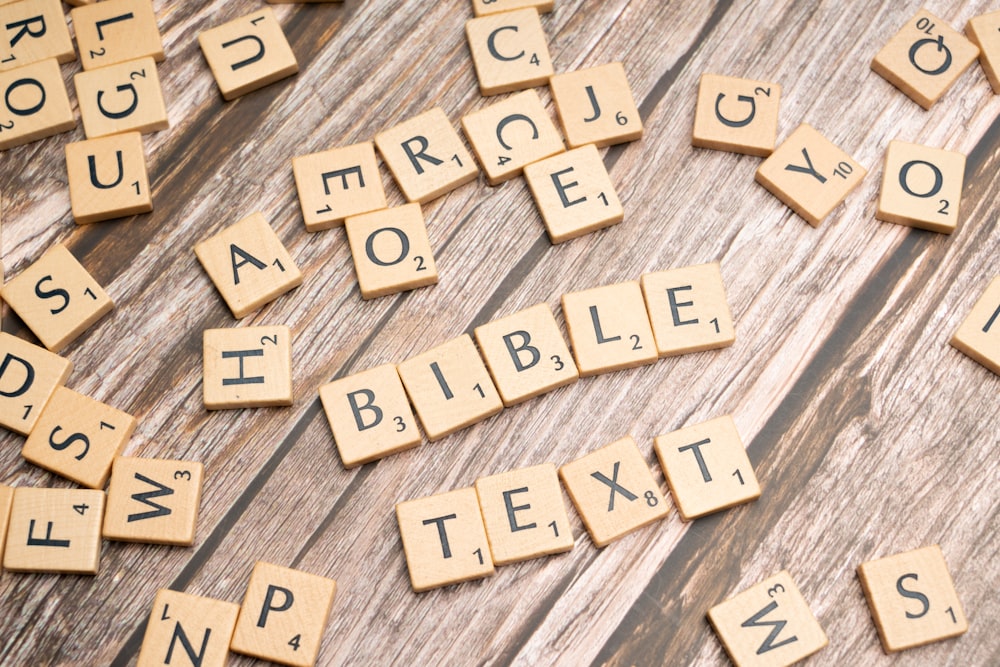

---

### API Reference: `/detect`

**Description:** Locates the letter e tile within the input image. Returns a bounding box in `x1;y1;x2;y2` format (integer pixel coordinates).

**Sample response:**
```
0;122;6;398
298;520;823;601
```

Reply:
292;142;387;231
640;262;735;357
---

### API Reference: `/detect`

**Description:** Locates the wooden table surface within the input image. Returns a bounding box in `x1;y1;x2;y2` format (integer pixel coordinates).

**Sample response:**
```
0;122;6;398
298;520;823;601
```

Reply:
1;0;998;665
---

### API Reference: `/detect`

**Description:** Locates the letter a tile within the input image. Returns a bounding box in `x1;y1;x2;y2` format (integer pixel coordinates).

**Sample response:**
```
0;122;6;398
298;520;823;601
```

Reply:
74;56;169;139
641;262;735;357
292;142;387;231
137;589;240;667
0;58;75;151
967;11;1000;93
71;0;164;71
65;132;153;224
876;140;965;233
103;457;204;545
950;275;1000;375
203;325;293;409
0;0;75;72
0;332;72;435
345;203;438;299
549;62;643;149
692;73;781;156
3;487;105;574
466;8;554;96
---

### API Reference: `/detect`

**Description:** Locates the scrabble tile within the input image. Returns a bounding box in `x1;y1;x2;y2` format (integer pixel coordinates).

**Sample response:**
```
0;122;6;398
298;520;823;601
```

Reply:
344;203;438;299
395;487;494;591
549;62;642;149
22;386;137;489
558;436;667;547
65;131;153;224
561;280;657;377
692;74;782;157
857;545;967;653
466;8;553;96
203;325;292;409
74;56;168;139
0;485;12;565
0;332;72;435
640;262;735;357
1;243;114;352
707;570;828;667
653;415;759;521
374;107;478;204
523;144;623;243
872;10;980;110
474;463;574;565
292;142;386;232
461;89;564;185
950;275;1000;375
755;123;866;227
319;363;422;468
396;334;503;441
473;302;578;405
0;58;74;151
102;457;203;545
193;212;303;318
0;0;75;72
876;140;965;234
71;0;164;71
230;561;337;667
471;0;553;17
267;0;344;3
2;487;105;574
198;7;298;101
137;589;240;667
967;11;1000;93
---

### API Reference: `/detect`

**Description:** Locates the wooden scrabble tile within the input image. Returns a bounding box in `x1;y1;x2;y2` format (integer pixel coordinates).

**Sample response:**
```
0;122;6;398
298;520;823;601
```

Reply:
755;123;866;227
653;415;759;521
558;436;667;547
22;386;137;489
2;487;104;574
872;10;980;110
396;334;503;441
707;570;828;667
857;545;967;653
0;0;75;72
876;140;965;234
466;8;553;96
692;73;781;156
374;107;478;204
71;0;164;71
1;243;114;352
395;487;494;591
640;262;735;357
319;363;422;468
267;0;344;3
344;203;438;299
474;463;574;565
0;58;74;151
137;589;240;667
523;144;623;243
561;280;657;377
471;0;553;17
102;457;203;545
230;561;337;667
198;7;298;101
549;62;642;149
967;11;1000;93
0;485;12;565
461;89;564;185
193;212;303;318
473;302;578;405
950;275;1000;375
65;131;153;224
74;56;169;138
292;142;386;232
203;325;292;409
0;332;72;435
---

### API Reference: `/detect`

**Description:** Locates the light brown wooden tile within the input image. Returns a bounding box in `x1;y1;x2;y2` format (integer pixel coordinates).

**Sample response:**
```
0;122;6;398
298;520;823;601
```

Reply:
292;142;386;231
102;457;204;546
471;0;553;17
692;73;781;156
707;570;828;667
230;561;337;667
345;203;438;299
473;302;578;405
461;89;564;185
203;325;292;409
466;8;553;96
0;484;12;566
641;262;735;358
561;280;657;377
137;589;240;667
755;123;866;227
1;243;114;353
319;363;422;468
2;486;105;574
71;0;163;71
193;212;302;319
475;462;574;565
74;56;168;138
967;11;1000;93
395;486;494;591
22;386;137;489
0;58;75;151
549;62;642;149
876;140;965;234
523;144;623;243
0;0;74;72
0;332;72;435
374;107;478;204
950;275;1000;375
267;0;344;3
65;131;152;224
871;9;980;110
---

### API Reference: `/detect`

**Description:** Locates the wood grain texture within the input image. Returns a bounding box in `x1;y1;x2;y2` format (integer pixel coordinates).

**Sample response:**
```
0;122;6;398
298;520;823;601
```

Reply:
0;0;998;665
